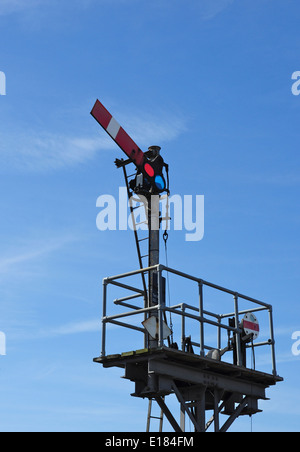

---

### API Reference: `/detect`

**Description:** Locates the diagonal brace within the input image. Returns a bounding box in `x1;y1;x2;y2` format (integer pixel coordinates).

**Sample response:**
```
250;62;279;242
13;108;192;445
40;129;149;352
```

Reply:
172;383;204;432
220;396;249;432
154;396;182;433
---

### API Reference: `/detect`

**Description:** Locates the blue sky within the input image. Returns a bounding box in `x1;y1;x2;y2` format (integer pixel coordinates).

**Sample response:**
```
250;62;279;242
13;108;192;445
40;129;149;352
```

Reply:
0;0;300;432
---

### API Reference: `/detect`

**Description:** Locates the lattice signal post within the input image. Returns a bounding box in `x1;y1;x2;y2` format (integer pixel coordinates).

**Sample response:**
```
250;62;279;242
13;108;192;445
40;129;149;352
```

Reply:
91;100;283;432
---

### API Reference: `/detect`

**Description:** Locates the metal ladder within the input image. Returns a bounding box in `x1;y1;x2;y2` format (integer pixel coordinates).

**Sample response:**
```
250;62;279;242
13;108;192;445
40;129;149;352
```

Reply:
117;162;150;318
146;398;164;432
122;164;149;272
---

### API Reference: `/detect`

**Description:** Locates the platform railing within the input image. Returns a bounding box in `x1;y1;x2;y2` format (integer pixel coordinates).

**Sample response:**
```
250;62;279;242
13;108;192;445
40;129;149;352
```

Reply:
100;264;278;376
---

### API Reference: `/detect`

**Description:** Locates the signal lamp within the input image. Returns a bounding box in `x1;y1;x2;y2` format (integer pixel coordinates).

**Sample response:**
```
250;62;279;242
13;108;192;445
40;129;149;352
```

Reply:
141;146;167;194
144;163;155;178
155;175;165;191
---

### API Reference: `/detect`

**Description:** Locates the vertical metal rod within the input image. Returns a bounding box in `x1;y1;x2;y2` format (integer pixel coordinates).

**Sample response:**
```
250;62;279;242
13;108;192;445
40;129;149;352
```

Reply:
101;280;107;357
158;266;164;347
217;317;222;351
146;399;152;432
159;401;164;433
196;390;206;432
148;194;160;272
268;307;277;376
213;389;220;432
234;294;242;366
198;281;205;357
148;193;160;349
180;404;185;432
181;304;186;351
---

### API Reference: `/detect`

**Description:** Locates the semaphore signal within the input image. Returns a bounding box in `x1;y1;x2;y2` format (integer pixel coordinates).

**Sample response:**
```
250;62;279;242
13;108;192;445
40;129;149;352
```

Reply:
91;99;283;433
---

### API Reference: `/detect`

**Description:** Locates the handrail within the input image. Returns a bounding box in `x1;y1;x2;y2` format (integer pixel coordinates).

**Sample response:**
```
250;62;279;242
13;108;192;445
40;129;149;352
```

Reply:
100;264;278;376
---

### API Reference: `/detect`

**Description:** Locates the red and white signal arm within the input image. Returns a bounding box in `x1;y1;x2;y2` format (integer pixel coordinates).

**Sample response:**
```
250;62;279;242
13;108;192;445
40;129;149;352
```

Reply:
242;312;260;340
91;99;167;194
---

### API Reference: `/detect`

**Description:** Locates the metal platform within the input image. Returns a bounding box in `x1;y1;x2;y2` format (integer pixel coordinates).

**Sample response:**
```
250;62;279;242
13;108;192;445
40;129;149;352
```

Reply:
94;264;283;432
94;346;282;432
95;346;282;389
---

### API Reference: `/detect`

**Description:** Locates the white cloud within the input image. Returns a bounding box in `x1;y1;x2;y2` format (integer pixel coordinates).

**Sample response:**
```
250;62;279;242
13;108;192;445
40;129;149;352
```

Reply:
0;129;113;172
33;313;145;339
45;319;100;336
0;111;186;173
0;235;77;278
120;111;187;146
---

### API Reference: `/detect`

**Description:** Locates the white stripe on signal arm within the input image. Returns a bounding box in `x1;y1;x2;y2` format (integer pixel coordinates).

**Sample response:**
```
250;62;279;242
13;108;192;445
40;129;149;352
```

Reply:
106;117;121;140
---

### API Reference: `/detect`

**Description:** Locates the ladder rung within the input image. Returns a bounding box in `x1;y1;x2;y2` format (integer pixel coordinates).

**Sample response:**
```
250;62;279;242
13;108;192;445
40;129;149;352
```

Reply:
135;220;148;226
147;398;164;433
138;237;149;242
141;254;149;259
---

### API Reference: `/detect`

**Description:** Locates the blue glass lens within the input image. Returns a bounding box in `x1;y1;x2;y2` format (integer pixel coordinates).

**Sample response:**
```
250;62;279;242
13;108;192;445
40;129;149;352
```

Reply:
155;175;165;190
